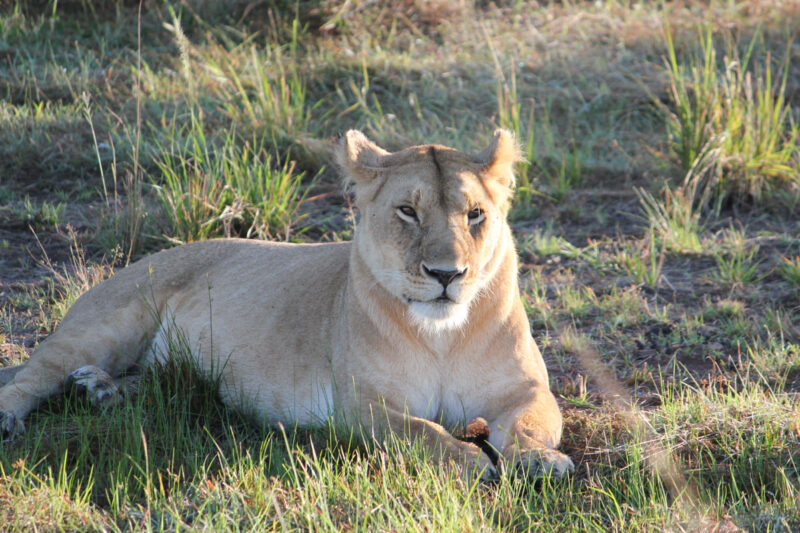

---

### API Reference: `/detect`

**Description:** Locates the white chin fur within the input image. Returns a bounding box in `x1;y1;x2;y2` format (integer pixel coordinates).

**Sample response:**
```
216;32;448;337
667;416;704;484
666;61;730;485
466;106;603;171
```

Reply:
408;301;470;333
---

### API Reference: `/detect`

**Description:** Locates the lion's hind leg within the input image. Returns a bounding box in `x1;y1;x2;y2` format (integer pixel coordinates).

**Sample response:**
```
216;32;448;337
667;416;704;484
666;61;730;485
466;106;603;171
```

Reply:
0;364;25;387
0;364;139;438
0;295;159;439
0;341;147;438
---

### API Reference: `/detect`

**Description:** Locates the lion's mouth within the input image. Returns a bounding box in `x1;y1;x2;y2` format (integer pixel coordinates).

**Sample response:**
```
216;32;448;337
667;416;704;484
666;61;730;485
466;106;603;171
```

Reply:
405;294;454;304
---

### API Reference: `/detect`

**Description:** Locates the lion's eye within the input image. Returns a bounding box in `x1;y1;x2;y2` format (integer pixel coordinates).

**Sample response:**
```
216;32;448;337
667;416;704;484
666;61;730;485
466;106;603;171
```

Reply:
467;206;485;225
397;205;419;222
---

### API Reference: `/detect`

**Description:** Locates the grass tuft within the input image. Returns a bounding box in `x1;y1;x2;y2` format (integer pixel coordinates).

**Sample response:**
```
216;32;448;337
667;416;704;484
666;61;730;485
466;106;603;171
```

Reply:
613;228;665;288
636;184;703;253
713;243;761;287
519;227;580;259
9;195;65;229
152;114;311;243
662;26;800;210
779;255;800;288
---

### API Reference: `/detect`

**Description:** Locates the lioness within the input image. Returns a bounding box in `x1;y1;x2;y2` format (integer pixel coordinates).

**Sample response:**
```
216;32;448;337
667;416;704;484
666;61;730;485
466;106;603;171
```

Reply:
0;130;573;480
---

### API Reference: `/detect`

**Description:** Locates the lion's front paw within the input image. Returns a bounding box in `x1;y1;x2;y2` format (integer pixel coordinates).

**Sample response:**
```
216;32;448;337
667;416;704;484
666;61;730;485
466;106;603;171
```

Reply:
66;366;121;406
478;454;502;482
469;452;501;483
453;450;500;483
0;410;24;439
513;447;574;480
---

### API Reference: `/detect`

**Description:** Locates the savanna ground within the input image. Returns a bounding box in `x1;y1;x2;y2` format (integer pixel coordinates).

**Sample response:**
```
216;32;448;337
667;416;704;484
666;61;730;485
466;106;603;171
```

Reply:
0;0;799;530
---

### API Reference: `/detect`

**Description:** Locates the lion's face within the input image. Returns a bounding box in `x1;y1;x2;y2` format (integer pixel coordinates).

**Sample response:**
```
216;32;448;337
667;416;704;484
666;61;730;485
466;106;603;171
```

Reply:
337;130;519;332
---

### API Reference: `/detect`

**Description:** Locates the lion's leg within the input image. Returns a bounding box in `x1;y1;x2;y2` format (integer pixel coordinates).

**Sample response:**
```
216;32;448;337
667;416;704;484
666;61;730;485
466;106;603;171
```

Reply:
0;289;158;437
489;387;574;480
363;402;499;482
0;364;25;387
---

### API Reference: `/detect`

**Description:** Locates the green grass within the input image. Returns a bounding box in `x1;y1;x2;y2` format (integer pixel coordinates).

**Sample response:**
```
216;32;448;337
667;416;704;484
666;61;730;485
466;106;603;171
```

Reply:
496;69;589;214
612;229;665;288
152;113;311;243
1;1;800;531
661;25;800;211
636;184;703;253
2;354;797;531
714;246;762;287
1;195;66;229
519;228;581;259
779;255;800;288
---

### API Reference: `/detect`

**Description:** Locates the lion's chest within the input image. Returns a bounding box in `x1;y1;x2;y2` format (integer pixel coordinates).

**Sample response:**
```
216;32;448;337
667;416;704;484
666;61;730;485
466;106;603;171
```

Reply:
389;345;484;426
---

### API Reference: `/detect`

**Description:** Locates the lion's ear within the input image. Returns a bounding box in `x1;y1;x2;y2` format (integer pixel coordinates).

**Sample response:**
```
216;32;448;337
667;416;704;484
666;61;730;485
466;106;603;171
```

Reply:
336;130;390;186
476;129;521;189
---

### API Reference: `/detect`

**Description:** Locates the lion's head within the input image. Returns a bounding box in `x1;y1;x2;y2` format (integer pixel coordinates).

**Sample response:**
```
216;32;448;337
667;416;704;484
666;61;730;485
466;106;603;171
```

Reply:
337;130;520;333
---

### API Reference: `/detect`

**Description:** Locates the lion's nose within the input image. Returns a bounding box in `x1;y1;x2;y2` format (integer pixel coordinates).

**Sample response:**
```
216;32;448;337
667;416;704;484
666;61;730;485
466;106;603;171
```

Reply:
422;264;468;288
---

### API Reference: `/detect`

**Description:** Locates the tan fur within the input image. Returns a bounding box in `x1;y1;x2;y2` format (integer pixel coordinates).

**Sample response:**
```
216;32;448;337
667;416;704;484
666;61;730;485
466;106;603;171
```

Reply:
0;130;573;480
